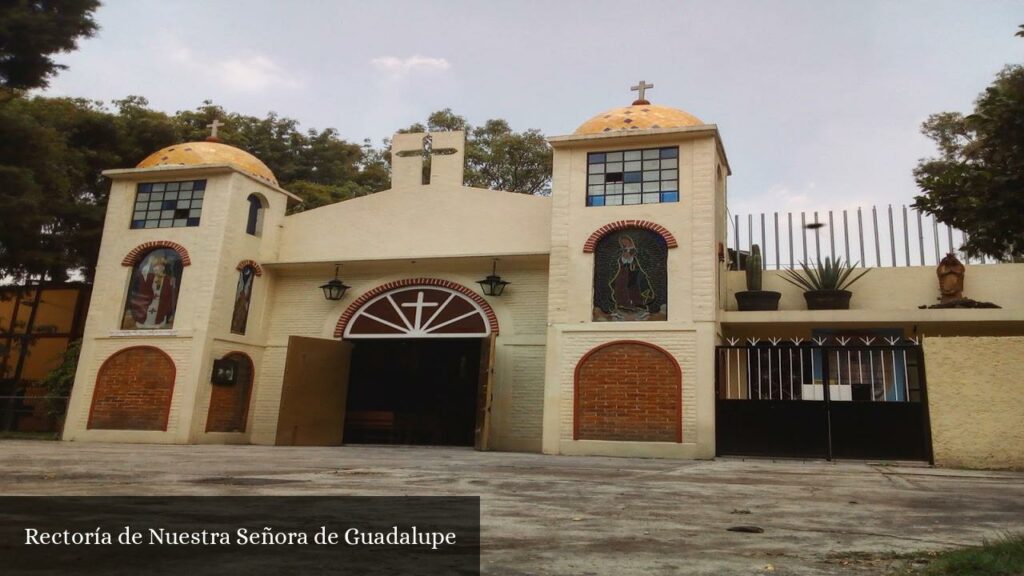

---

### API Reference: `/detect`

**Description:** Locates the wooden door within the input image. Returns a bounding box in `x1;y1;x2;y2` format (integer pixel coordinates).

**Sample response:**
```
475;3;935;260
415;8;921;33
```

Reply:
275;336;353;446
474;334;496;451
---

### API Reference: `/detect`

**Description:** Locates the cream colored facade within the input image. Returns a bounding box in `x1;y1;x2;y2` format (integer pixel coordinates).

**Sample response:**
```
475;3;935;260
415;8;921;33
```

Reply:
63;96;1024;469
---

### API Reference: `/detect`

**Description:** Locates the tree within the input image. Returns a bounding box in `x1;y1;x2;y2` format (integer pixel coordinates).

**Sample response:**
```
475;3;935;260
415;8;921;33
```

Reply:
912;62;1024;261
0;0;100;90
397;108;552;195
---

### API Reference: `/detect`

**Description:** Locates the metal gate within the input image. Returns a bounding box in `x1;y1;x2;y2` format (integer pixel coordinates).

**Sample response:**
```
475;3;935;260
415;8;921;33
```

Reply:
715;337;933;462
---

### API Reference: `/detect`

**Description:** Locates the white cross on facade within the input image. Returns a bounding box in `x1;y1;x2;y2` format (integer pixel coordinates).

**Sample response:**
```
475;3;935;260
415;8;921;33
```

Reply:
401;291;438;330
631;80;654;102
206;119;224;139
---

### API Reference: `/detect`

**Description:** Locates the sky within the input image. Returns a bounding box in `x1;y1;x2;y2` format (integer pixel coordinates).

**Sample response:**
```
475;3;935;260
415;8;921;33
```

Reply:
42;0;1023;216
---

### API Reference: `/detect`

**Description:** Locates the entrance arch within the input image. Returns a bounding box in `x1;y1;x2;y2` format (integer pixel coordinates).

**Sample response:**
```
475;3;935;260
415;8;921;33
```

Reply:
335;278;499;339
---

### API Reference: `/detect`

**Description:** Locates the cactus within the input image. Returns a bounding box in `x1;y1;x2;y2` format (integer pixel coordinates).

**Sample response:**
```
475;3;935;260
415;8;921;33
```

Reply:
746;245;762;291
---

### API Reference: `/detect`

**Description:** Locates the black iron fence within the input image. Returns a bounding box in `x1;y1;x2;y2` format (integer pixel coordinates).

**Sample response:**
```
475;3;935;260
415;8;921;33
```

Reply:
715;337;932;461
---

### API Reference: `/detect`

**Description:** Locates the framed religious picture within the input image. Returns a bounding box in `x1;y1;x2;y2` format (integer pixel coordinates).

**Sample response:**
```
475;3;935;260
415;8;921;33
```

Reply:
121;248;184;330
211;357;239;386
592;228;669;321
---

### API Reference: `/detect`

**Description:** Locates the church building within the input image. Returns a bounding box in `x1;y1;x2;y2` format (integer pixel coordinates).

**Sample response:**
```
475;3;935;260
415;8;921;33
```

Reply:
61;84;1024;468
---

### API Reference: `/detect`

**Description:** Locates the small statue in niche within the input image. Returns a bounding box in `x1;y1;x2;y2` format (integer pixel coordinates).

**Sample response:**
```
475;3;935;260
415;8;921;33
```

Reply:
936;253;965;304
919;252;1000;309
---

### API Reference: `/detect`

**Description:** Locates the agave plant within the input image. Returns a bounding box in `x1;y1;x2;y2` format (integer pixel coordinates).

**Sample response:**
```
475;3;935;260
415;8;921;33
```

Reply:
780;257;870;292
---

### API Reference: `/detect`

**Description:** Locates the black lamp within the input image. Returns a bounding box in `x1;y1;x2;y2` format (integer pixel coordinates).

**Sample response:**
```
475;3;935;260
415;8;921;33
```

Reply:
477;259;510;296
320;264;350;301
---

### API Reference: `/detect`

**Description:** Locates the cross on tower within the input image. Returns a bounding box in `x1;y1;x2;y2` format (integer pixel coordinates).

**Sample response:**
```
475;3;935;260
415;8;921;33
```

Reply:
401;291;438;330
206;119;224;141
394;134;459;185
631;80;654;104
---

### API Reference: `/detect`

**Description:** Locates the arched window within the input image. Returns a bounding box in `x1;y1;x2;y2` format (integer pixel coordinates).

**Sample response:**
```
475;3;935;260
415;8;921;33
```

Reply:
592;228;668;321
245;194;266;236
122;248;184;330
231;266;256;335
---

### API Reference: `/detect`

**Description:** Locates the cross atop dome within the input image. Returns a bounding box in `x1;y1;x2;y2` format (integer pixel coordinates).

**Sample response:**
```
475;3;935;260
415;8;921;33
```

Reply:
206;119;224;142
631;80;654;105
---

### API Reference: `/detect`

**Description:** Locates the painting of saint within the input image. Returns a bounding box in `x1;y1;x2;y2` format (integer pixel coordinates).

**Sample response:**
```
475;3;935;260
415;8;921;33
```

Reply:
122;249;183;330
231;267;255;335
593;229;668;321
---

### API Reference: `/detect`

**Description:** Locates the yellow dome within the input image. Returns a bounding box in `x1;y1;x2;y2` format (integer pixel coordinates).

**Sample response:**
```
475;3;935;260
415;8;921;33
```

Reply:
136;141;278;186
575;103;704;135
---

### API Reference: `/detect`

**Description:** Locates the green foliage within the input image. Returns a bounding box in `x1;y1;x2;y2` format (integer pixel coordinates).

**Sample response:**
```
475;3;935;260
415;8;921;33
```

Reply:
0;0;99;90
39;339;81;419
913;61;1024;261
398;108;552;195
912;533;1024;576
745;245;762;290
780;258;869;292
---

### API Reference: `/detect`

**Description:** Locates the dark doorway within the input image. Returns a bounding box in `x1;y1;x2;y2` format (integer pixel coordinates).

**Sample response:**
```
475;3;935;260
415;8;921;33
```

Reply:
344;338;481;446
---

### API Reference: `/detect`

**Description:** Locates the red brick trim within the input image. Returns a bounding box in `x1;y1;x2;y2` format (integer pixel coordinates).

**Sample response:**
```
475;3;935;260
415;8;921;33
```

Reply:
582;220;679;253
235;260;264;276
87;345;176;431
573;340;682;443
334;278;499;338
121;241;192;267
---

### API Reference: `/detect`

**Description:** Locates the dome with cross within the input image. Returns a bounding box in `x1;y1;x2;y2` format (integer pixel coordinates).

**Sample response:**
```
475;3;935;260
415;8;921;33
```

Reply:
137;141;278;186
575;80;704;135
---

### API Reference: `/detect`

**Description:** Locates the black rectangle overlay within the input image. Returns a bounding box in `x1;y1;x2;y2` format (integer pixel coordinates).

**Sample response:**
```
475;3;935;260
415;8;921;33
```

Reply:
0;496;479;575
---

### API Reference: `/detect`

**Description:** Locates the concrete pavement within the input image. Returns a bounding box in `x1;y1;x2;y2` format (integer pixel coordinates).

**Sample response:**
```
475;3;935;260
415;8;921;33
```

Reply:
2;441;1022;575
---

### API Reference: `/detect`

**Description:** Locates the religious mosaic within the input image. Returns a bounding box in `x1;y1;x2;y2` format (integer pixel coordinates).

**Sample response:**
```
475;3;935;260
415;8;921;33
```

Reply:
586;147;679;206
231;266;256;335
592;229;668;321
122;248;184;330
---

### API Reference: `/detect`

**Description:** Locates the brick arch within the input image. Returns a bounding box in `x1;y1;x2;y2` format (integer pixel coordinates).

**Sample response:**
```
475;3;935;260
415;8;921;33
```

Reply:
583;220;678;253
88;346;176;431
573;340;682;442
121;241;191;267
235;260;264;276
334;278;499;338
206;352;254;433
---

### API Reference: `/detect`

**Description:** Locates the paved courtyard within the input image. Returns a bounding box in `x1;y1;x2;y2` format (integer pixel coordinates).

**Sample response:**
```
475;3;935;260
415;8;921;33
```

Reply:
2;441;1023;575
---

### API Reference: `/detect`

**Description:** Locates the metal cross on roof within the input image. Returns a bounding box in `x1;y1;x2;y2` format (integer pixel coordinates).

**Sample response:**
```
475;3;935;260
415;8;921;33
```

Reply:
206;119;224;140
631;80;654;104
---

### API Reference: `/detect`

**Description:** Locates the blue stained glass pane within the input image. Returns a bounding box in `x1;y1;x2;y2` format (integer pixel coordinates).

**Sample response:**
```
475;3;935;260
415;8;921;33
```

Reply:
660;147;678;159
131;220;145;229
187;217;201;226
660;191;679;202
588;153;606;164
138;183;153;193
587;196;605;207
623;171;642;183
162;200;177;209
193;180;207;191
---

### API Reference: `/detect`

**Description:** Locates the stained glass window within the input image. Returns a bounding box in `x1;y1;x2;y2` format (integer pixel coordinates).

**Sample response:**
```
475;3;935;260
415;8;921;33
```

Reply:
130;180;206;229
592;229;668;321
586;147;678;207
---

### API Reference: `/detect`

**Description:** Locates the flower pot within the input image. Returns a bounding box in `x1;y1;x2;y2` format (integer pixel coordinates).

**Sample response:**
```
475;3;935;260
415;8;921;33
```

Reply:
803;290;852;310
735;291;781;311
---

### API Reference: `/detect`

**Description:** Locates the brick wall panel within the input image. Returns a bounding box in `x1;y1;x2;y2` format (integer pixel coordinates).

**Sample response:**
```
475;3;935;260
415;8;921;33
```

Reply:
574;341;681;442
88;347;175;430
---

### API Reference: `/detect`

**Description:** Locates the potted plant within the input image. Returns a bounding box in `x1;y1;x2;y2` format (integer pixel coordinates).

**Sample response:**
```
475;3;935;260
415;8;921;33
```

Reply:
735;245;781;311
780;257;870;310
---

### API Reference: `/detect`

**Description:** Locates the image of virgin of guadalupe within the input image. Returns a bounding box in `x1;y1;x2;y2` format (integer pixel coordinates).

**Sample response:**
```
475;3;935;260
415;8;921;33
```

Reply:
592;230;667;322
608;235;656;319
231;267;255;334
124;252;180;329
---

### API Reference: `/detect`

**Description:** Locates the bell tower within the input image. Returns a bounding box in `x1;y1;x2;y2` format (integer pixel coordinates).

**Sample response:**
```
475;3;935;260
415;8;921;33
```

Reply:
541;83;731;459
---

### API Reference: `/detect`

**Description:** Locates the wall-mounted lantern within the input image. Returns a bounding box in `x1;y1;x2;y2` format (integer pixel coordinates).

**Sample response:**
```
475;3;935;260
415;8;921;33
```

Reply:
320;264;350;301
477;259;510;297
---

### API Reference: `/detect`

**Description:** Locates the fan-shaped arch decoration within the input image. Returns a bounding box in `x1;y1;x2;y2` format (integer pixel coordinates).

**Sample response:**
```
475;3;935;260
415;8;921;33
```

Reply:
340;282;497;339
